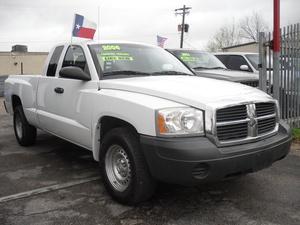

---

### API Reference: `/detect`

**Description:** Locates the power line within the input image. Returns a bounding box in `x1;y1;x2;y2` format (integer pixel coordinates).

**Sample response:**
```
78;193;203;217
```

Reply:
175;5;191;48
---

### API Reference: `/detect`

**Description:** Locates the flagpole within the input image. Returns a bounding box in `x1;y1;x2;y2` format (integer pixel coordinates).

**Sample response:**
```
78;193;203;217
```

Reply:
71;13;76;46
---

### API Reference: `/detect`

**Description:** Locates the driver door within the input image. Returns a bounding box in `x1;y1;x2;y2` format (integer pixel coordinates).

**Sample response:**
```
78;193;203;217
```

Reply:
39;45;97;149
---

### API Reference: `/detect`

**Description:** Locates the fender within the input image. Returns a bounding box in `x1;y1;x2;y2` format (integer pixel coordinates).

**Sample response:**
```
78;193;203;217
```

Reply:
5;76;40;127
90;88;185;161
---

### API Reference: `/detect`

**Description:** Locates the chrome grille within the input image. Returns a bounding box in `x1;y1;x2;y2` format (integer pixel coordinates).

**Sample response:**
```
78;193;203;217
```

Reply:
258;117;276;135
217;123;248;141
215;102;277;144
256;102;276;117
216;105;247;122
241;80;259;87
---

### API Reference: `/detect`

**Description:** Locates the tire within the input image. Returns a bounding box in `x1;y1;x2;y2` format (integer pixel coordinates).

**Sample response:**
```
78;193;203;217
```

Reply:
100;127;156;205
13;105;37;146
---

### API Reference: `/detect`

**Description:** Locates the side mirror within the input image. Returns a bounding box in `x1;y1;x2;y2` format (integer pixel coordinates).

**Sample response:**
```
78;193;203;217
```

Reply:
59;66;91;81
240;65;250;71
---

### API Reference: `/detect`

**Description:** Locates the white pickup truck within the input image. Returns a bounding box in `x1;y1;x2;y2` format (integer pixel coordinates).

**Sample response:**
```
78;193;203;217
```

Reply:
4;41;292;205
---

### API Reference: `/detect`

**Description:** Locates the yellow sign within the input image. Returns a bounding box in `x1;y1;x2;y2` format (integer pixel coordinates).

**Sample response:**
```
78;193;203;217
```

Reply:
102;45;121;51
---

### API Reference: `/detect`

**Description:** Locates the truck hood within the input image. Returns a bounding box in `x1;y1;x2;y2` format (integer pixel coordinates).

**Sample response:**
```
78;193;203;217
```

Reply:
195;69;258;82
99;76;273;110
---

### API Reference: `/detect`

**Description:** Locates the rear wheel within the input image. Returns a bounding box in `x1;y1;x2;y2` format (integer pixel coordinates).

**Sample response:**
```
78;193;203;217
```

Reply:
13;106;37;146
100;127;156;205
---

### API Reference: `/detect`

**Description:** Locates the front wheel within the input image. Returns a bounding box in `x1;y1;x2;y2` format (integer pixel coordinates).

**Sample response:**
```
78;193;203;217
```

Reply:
100;127;156;205
13;106;37;146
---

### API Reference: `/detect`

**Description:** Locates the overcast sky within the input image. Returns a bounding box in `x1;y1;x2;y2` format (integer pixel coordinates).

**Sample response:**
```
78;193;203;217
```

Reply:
0;0;299;52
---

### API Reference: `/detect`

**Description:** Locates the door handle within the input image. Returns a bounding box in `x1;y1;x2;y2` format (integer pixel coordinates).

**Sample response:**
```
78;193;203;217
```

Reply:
54;87;64;94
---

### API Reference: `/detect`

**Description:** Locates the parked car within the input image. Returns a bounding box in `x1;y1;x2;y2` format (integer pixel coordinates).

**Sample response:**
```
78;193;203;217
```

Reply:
4;41;292;205
214;52;259;74
215;52;276;93
167;49;259;87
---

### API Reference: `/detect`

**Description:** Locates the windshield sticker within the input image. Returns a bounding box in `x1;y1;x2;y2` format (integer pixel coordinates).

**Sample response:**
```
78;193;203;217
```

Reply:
180;56;198;62
180;52;198;62
102;56;134;61
102;45;121;51
181;53;191;57
99;52;134;61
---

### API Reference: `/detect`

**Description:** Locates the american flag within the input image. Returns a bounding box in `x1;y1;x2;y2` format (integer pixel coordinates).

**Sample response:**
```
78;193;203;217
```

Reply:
157;35;168;48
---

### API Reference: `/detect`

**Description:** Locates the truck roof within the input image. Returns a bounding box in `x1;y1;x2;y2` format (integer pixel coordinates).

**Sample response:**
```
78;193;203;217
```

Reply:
167;48;207;53
55;40;160;49
214;52;258;55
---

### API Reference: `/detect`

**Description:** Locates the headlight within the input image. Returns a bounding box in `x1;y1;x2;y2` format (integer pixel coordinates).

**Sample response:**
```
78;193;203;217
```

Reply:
156;107;204;136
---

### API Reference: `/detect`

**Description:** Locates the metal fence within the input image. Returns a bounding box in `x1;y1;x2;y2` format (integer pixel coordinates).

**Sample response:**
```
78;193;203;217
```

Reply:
0;76;8;97
259;23;300;128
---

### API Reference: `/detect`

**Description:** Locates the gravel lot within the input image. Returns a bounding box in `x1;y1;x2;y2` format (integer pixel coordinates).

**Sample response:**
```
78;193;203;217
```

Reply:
0;97;299;225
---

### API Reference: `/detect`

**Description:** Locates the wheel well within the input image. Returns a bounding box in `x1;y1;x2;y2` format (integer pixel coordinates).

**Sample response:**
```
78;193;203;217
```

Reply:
12;95;22;111
100;116;138;140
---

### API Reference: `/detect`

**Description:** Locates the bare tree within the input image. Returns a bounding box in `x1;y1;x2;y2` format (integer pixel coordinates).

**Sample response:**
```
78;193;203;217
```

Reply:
206;21;241;52
206;12;269;52
239;12;269;41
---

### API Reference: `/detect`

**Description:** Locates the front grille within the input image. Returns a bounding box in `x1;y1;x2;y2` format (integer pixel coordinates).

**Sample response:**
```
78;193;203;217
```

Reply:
215;102;277;144
241;80;259;87
217;123;248;141
258;117;276;135
216;105;247;122
256;102;276;117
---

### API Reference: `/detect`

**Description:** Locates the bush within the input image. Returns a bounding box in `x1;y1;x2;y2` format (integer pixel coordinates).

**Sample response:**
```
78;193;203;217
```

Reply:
292;128;300;142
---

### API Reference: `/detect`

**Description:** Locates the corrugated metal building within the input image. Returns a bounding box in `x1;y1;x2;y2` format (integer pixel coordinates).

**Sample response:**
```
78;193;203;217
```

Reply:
222;42;258;53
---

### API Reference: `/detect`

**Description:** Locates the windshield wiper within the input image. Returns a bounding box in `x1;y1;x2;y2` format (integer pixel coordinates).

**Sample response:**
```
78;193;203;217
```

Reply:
151;70;193;76
103;70;151;76
210;66;227;70
192;66;209;70
193;66;226;70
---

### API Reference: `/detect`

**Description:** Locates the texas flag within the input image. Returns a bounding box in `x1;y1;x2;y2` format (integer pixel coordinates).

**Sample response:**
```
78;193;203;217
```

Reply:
72;14;97;39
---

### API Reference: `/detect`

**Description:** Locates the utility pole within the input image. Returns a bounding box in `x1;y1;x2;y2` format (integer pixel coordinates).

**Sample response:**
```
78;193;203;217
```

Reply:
175;5;191;48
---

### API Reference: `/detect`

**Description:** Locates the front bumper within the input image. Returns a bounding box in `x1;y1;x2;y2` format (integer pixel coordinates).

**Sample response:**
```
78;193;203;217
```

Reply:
140;121;292;185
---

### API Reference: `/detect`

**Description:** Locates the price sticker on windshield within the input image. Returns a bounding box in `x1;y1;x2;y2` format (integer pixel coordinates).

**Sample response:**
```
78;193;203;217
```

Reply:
99;51;134;61
102;45;121;51
101;56;134;61
180;53;198;62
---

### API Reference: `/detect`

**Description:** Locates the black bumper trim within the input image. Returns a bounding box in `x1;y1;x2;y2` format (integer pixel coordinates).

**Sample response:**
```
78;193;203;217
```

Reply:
140;121;292;185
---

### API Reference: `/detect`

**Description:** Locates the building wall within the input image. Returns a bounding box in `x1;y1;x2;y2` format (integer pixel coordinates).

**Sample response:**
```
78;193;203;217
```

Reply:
222;43;258;53
0;52;48;76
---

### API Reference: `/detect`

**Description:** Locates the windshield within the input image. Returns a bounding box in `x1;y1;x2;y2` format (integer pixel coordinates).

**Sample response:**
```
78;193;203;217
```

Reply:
245;54;259;70
89;44;193;78
171;50;226;70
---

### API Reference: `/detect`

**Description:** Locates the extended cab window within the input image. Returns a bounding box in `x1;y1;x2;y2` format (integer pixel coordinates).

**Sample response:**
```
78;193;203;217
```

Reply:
46;46;64;77
62;45;89;74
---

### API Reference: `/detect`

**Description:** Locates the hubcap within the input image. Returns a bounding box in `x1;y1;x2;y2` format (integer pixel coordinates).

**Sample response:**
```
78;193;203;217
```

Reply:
15;114;23;139
105;145;131;192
